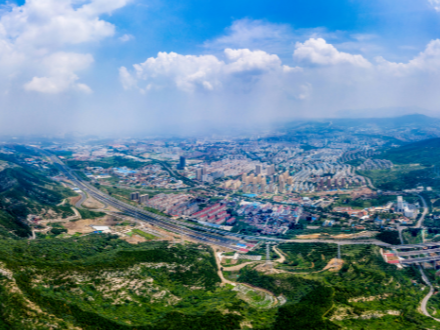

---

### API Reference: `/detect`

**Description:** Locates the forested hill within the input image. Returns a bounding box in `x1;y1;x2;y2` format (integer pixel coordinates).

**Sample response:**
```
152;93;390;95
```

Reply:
379;138;440;166
0;159;74;238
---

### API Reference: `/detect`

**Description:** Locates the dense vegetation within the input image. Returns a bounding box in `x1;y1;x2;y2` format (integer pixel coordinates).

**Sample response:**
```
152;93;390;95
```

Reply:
0;235;275;329
359;166;440;191
77;208;106;219
234;243;440;329
379;138;440;166
361;138;440;190
333;194;399;209
376;230;401;245
0;160;75;237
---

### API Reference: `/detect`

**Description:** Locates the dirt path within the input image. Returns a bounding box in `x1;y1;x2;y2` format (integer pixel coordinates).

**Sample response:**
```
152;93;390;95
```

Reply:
214;251;235;285
273;246;286;263
213;251;281;307
419;266;440;322
222;261;263;271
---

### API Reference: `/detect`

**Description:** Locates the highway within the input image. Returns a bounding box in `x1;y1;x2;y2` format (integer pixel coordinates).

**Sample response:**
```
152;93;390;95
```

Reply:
396;247;440;257
51;158;247;251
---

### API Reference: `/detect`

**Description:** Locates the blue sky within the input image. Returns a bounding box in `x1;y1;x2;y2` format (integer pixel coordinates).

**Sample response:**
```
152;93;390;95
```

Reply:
100;0;440;61
1;0;440;135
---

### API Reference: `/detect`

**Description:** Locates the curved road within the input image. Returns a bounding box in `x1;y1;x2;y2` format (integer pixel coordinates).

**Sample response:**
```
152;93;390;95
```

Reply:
416;194;429;228
418;265;440;322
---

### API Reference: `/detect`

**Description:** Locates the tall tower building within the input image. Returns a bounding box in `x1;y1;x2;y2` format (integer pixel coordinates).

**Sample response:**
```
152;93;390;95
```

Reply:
278;177;285;193
178;156;186;170
256;164;262;175
397;196;404;212
196;168;203;180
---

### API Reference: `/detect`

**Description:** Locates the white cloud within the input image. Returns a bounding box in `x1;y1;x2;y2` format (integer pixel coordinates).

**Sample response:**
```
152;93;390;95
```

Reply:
297;83;312;100
24;52;94;93
376;39;440;75
0;0;128;93
429;0;440;12
119;34;134;42
293;38;372;67
224;48;283;73
121;48;301;93
204;19;292;52
118;35;440;127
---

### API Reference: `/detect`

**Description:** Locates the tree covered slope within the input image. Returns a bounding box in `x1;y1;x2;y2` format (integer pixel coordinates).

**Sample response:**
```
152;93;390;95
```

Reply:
0;159;74;238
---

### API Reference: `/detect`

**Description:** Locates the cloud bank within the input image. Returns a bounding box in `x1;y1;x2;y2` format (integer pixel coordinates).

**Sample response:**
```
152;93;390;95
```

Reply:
0;0;128;94
119;20;440;130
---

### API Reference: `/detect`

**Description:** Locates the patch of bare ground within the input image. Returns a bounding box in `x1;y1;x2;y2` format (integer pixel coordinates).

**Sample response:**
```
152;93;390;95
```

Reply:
296;234;321;239
330;305;400;321
322;258;344;272
69;196;81;205
254;263;286;275
348;293;391;303
64;216;118;235
82;197;104;209
121;233;147;244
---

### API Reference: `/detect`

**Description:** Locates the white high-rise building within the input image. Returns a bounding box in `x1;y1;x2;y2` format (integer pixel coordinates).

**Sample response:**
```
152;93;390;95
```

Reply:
397;196;404;212
267;164;275;176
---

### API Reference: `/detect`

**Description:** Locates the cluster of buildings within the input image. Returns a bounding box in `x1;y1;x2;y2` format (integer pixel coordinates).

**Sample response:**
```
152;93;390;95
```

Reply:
129;192;149;204
395;196;419;218
21;156;50;171
188;159;264;183
237;202;302;235
358;159;393;171
87;164;188;189
144;193;199;216
330;195;419;229
221;161;367;195
191;203;235;226
340;149;379;162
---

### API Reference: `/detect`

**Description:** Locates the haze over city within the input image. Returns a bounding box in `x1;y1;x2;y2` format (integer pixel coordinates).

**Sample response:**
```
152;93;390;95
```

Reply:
1;0;440;136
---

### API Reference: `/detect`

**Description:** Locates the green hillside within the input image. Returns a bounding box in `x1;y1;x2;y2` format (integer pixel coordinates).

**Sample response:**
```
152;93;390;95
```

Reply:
0;160;75;238
379;138;440;165
0;235;275;329
357;138;440;191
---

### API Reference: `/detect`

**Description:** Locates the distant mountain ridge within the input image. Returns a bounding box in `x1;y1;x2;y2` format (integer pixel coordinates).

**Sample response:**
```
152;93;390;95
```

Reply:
329;114;440;128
